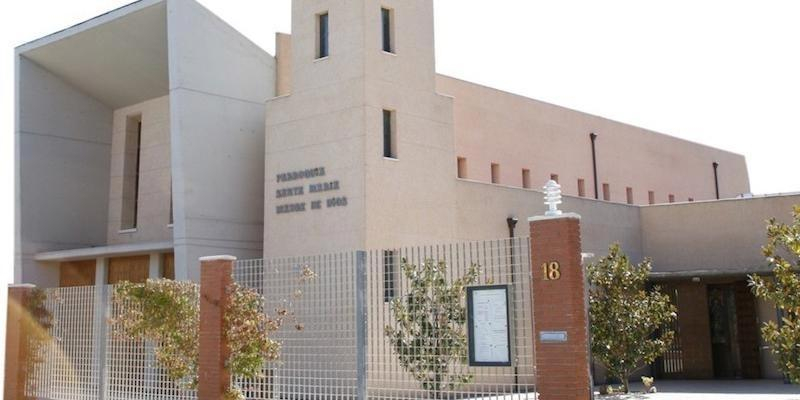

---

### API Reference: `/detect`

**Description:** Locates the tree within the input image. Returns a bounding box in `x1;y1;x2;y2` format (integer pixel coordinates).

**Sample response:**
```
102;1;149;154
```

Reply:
588;244;676;393
385;259;480;398
749;205;800;384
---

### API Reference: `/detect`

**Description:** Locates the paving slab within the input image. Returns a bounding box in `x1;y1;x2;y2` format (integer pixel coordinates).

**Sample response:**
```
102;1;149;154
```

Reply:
594;380;800;400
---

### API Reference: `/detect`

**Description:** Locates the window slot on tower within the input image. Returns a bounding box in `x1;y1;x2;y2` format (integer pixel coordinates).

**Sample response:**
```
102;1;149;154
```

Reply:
316;12;329;59
626;187;634;205
383;109;397;159
491;163;500;184
457;157;467;179
550;174;559;183
522;169;531;189
578;179;586;197
602;183;611;201
648;191;655;205
381;7;394;53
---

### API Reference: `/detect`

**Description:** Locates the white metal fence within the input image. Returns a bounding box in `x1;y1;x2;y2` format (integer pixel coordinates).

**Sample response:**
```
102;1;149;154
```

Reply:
26;285;197;400
25;237;535;400
233;237;536;400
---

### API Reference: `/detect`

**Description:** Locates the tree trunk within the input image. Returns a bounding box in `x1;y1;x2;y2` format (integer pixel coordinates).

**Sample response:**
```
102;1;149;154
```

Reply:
621;375;630;394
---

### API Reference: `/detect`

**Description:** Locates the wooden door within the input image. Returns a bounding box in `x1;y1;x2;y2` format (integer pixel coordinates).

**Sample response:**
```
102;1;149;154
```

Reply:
60;260;96;287
162;253;175;279
107;256;149;284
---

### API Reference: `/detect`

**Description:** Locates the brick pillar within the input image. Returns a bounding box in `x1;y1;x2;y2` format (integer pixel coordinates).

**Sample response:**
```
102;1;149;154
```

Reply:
529;214;592;400
5;284;36;400
198;256;236;400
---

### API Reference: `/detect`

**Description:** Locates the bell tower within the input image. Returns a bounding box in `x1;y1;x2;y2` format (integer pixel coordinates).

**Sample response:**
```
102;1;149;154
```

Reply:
265;0;456;257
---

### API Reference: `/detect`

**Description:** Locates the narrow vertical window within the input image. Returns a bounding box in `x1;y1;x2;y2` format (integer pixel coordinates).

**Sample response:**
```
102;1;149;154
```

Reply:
383;250;396;302
169;181;174;226
602;183;611;201
491;163;500;184
550;174;559;183
577;179;586;197
383;109;397;158
317;12;329;59
121;115;142;230
522;169;531;189
457;157;467;179
648;191;655;205
626;187;634;205
669;194;675;203
381;7;394;53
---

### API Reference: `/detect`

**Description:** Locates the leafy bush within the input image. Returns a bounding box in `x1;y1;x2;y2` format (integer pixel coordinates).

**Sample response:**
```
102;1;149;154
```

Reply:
111;266;317;398
588;244;676;393
749;205;800;384
385;259;480;398
23;288;54;382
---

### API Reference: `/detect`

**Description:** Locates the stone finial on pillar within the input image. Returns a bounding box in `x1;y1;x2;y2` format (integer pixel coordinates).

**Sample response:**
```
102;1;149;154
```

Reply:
543;179;563;217
197;255;236;400
529;203;592;399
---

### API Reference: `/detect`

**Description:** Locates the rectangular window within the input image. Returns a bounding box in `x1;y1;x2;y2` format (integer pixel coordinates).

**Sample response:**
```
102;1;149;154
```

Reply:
383;250;396;302
602;183;611;201
457;157;467;179
317;12;329;59
648;191;655;205
577;179;586;197
626;187;634;205
550;174;559;183
169;180;174;225
669;194;675;203
381;7;394;53
383;109;397;158
491;163;500;184
121;115;142;230
522;169;531;189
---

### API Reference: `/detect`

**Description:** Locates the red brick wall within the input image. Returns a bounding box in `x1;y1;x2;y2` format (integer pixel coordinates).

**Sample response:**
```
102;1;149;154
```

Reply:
530;215;591;400
198;256;235;400
5;285;34;400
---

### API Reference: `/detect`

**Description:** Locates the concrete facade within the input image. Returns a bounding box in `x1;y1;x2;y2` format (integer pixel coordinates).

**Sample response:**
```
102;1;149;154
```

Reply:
12;0;800;384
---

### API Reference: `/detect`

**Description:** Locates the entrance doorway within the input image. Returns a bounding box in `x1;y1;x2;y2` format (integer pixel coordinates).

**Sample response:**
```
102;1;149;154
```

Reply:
708;282;761;379
708;285;741;378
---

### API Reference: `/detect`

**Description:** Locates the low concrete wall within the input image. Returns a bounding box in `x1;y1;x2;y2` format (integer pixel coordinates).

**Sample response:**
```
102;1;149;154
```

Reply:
641;194;800;274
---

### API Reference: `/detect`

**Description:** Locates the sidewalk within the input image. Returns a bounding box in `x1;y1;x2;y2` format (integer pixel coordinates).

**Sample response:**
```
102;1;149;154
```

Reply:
595;380;800;400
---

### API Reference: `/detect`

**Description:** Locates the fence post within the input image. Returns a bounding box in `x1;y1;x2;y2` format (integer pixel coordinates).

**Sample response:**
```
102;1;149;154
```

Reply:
529;213;593;400
94;257;109;400
4;284;36;400
355;251;368;400
198;255;236;400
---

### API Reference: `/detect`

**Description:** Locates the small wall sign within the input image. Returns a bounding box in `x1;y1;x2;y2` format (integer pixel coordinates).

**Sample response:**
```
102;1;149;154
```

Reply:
539;331;568;343
467;285;512;367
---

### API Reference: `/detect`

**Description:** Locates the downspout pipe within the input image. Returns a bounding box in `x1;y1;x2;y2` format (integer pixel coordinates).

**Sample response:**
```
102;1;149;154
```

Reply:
506;216;519;388
590;133;599;199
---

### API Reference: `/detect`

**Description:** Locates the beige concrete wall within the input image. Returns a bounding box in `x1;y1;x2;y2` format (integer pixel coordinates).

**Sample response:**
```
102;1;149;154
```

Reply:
275;32;292;97
641;194;800;273
264;0;368;258
107;95;172;245
265;0;456;257
437;75;751;205
454;180;644;262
